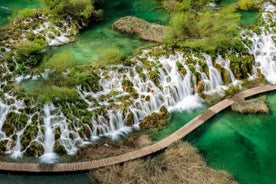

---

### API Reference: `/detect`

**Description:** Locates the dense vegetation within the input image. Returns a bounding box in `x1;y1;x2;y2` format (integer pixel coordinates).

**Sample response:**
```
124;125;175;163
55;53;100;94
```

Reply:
162;0;264;51
164;0;241;51
41;0;94;19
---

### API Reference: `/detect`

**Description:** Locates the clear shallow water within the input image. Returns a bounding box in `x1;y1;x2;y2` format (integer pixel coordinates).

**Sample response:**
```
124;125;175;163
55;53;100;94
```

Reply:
220;0;258;26
53;0;169;64
152;106;208;141
0;0;40;26
0;0;168;183
186;92;276;184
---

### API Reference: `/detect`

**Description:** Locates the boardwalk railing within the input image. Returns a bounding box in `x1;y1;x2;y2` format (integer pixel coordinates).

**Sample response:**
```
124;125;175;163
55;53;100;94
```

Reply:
1;85;276;172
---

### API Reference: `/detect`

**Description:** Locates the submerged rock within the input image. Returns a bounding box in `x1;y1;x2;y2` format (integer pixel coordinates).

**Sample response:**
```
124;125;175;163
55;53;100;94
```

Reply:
231;98;269;114
112;16;166;43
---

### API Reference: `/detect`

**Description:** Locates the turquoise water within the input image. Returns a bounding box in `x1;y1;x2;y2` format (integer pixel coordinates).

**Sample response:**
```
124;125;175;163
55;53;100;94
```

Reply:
153;106;207;141
0;0;40;26
0;0;168;183
220;0;258;26
53;0;169;64
186;92;276;184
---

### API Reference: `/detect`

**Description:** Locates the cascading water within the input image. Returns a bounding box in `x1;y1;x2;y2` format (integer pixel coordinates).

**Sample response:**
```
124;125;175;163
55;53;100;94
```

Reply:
39;104;58;163
242;2;276;84
203;53;224;90
0;1;276;163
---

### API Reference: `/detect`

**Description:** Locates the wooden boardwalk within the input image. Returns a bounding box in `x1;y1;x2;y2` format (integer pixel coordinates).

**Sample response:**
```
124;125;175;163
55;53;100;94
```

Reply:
1;85;276;172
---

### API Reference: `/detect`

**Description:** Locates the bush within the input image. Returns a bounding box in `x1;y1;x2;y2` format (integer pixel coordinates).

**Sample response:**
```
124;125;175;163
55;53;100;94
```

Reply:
96;47;124;66
34;86;79;103
16;39;46;56
165;4;241;51
16;8;37;21
41;51;76;72
41;0;94;19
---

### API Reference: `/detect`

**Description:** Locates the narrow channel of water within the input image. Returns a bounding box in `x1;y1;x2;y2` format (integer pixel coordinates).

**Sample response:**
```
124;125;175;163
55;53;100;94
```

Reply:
186;92;276;184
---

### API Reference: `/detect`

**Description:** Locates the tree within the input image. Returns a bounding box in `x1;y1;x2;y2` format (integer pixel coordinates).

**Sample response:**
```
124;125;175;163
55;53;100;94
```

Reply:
41;0;94;19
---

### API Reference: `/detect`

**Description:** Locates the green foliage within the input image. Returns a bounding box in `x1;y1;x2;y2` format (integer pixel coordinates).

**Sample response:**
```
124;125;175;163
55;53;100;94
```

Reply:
163;0;211;12
16;39;46;56
34;86;79;103
96;47;124;66
41;51;76;72
237;0;262;10
41;0;94;19
165;5;241;51
66;68;102;92
16;8;36;21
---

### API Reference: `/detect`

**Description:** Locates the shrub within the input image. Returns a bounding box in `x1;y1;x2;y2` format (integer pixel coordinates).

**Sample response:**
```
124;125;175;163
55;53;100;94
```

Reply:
17;8;36;21
96;47;124;66
34;86;79;103
41;0;94;19
41;51;76;72
165;5;241;51
16;39;46;56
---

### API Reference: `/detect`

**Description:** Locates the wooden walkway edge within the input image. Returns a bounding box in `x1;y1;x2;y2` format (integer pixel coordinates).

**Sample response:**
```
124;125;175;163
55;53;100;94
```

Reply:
1;84;276;172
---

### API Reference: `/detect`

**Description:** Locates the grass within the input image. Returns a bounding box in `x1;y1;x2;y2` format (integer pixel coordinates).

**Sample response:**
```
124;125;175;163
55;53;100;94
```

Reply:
90;141;237;184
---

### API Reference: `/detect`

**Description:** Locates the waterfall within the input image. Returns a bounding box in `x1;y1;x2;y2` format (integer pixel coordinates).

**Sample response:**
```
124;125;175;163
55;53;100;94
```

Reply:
203;54;224;90
242;2;276;84
39;104;58;163
216;55;236;84
10;131;23;159
1;2;276;163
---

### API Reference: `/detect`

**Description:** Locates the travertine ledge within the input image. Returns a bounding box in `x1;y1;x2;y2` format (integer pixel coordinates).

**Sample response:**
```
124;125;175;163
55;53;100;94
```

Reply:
112;16;166;43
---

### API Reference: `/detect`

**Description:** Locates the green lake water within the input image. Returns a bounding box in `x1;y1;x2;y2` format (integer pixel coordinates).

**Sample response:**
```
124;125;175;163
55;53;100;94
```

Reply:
220;0;258;26
0;0;168;183
0;0;271;183
53;0;169;64
152;106;208;141
0;0;41;26
186;92;276;184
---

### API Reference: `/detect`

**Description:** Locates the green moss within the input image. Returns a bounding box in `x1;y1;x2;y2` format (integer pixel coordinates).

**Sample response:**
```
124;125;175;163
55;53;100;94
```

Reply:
149;70;159;84
95;46;125;66
16;38;46;56
41;51;76;72
32;86;79;104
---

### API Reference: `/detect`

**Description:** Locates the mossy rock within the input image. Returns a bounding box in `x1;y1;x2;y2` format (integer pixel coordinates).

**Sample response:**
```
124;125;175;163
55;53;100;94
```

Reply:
83;124;92;138
197;80;205;93
25;141;44;156
122;78;134;93
125;112;134;126
140;106;169;130
221;68;232;85
23;124;38;141
54;127;61;140
54;140;67;154
0;140;8;155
